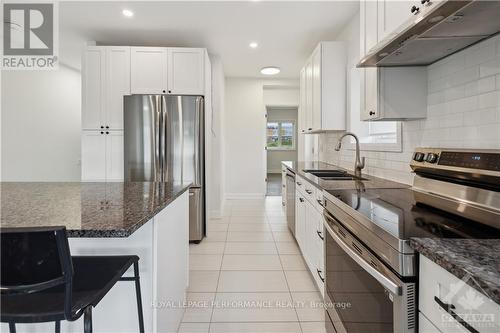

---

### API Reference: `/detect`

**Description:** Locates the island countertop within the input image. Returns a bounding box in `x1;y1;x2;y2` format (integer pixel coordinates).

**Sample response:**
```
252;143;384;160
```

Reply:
0;181;191;237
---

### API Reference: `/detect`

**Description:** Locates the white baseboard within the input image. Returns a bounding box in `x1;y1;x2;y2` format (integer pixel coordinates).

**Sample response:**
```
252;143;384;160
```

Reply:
224;193;266;200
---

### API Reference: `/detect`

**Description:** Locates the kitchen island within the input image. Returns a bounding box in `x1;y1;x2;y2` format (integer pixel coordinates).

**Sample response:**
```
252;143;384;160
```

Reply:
1;181;191;333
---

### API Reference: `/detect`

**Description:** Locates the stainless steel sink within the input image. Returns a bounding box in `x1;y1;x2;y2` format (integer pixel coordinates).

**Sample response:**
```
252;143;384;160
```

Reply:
304;170;368;181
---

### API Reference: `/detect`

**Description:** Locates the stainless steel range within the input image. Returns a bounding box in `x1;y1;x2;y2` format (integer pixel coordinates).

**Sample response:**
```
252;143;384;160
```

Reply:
322;148;500;333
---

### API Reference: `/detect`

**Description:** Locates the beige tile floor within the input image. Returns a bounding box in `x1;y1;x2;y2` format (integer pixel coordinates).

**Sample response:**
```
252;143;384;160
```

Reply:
179;197;326;333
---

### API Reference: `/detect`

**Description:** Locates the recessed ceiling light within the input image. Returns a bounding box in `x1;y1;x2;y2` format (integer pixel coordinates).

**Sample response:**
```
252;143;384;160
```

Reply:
260;66;280;75
122;9;134;17
249;42;258;49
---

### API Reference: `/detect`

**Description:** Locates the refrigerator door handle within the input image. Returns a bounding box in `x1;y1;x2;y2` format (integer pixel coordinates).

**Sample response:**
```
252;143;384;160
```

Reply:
195;96;204;186
160;95;167;182
152;96;161;182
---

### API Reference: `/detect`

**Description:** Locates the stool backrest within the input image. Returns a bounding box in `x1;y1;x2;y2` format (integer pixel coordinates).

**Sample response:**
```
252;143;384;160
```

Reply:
1;227;74;318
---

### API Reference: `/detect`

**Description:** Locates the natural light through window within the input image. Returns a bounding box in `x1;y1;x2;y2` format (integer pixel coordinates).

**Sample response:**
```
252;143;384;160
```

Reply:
266;121;296;150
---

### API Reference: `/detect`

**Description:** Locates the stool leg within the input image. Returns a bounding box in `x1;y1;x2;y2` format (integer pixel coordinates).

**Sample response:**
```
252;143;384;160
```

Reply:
8;323;16;333
55;321;61;333
133;261;145;333
83;306;93;333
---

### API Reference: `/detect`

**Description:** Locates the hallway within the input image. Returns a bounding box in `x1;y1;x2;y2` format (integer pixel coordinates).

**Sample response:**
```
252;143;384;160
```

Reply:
266;173;282;196
182;197;325;333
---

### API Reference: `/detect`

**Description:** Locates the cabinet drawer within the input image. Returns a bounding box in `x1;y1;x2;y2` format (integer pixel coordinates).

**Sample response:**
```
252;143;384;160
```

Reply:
303;182;316;203
296;175;306;195
419;255;500;333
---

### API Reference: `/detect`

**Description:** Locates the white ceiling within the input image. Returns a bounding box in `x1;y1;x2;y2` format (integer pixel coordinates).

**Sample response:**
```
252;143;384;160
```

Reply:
60;1;359;78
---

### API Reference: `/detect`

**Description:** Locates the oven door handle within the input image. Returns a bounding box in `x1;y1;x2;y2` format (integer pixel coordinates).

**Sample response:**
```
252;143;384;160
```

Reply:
323;211;403;296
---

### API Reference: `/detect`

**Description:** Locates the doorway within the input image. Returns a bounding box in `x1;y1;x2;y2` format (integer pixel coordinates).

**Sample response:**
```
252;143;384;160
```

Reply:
265;107;298;196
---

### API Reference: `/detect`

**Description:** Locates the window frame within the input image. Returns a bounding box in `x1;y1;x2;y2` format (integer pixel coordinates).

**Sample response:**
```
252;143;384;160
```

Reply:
266;119;297;151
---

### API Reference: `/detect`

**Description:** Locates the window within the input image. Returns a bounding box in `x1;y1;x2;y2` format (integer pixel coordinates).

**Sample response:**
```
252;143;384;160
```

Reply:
266;120;295;150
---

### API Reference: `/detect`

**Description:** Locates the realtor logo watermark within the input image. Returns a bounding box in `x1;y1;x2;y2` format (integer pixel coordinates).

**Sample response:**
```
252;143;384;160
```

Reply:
2;1;58;70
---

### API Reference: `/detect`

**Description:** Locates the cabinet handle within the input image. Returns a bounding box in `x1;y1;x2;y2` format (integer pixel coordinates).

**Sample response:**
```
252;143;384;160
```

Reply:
296;182;302;186
305;189;312;194
420;0;430;5
168;90;172;93
282;185;286;188
105;131;109;135
299;198;304;203
369;111;375;116
308;128;312;131
105;125;109;129
162;90;166;93
410;5;420;14
317;230;324;240
100;125;104;129
100;131;104;134
301;129;305;133
434;296;479;333
316;269;325;283
316;199;324;207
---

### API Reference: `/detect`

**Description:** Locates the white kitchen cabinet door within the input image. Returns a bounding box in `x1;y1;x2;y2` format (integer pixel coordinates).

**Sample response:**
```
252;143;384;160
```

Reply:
377;0;415;44
105;131;124;181
363;68;379;120
130;47;168;94
106;47;130;130
167;48;205;95
299;67;307;134
295;193;307;251
364;0;378;55
82;47;105;130
81;131;106;181
311;46;322;131
305;60;314;132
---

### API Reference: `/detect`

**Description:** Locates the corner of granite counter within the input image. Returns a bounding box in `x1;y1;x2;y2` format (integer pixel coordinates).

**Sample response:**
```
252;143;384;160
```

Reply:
410;237;500;305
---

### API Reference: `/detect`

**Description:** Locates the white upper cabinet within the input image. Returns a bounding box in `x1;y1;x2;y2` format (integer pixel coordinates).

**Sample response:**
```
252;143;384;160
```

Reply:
130;47;168;94
377;0;415;44
299;42;346;133
82;46;130;130
167;48;205;95
106;47;131;130
299;67;307;134
82;47;105;130
360;0;427;121
305;60;314;132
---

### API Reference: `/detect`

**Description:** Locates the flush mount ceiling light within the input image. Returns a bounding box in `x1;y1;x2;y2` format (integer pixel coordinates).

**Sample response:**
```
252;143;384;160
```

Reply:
260;66;280;75
249;42;258;49
122;9;134;17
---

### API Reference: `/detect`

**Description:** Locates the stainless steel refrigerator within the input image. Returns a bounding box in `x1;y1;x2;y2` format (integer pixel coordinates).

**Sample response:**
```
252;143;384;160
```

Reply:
123;95;205;242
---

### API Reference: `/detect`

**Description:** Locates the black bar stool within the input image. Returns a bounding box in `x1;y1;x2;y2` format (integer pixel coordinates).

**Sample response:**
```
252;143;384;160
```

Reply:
0;227;145;333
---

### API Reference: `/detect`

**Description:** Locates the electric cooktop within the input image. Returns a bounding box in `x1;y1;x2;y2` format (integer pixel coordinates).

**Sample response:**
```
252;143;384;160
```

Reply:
326;187;500;240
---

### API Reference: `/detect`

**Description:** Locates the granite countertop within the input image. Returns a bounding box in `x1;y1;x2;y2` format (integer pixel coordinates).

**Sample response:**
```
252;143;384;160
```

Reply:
282;160;409;190
1;182;191;238
410;238;500;305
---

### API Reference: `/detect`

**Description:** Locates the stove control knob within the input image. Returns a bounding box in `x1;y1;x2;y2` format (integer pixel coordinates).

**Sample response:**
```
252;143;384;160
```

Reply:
413;152;425;162
426;153;439;163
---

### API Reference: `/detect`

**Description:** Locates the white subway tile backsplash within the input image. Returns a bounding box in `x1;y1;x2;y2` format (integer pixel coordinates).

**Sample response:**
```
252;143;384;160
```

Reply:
319;35;500;185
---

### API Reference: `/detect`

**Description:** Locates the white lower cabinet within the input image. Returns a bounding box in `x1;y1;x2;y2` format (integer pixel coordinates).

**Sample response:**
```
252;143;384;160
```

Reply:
82;130;124;181
419;255;500;333
295;180;325;296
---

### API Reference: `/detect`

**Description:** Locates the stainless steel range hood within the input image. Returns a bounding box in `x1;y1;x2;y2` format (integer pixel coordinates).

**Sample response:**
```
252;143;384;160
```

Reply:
358;0;500;67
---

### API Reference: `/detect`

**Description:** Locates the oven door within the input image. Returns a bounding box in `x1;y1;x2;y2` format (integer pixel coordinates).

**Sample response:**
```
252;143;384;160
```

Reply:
323;210;416;333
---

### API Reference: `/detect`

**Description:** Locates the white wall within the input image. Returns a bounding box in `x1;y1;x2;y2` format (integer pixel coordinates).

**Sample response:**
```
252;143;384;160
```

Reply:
206;54;226;217
319;17;500;185
223;79;298;198
1;65;82;181
267;107;298;173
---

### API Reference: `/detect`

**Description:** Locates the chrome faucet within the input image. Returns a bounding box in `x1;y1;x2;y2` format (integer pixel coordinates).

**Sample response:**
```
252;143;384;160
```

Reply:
335;132;365;179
